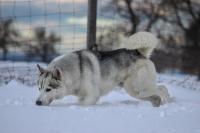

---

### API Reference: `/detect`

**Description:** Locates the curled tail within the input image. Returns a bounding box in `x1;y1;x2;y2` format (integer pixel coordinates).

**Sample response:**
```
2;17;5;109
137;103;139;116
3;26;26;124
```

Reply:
125;32;158;58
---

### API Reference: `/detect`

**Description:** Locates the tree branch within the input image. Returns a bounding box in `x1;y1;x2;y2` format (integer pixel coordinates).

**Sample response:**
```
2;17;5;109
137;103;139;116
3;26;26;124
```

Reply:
146;2;159;31
185;0;198;22
124;0;139;34
171;0;187;32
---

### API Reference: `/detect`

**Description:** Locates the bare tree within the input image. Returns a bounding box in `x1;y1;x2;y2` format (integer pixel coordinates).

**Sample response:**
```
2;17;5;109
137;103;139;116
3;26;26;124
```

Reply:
27;27;61;63
103;0;165;34
163;0;200;44
0;19;19;61
98;0;167;51
164;0;200;79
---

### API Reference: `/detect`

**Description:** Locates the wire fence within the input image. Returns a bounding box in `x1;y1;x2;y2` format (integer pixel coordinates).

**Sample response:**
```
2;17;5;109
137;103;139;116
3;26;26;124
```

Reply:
0;0;88;55
0;0;88;86
0;0;200;90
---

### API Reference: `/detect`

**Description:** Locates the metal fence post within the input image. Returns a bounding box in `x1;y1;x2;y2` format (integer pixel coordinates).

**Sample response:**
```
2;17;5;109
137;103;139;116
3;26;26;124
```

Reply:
87;0;97;50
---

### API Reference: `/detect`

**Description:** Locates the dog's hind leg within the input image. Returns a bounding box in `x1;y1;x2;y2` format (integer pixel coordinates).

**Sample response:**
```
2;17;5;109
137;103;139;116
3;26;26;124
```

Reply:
124;83;164;107
139;85;170;107
139;95;162;107
155;85;171;104
124;60;170;107
125;85;170;107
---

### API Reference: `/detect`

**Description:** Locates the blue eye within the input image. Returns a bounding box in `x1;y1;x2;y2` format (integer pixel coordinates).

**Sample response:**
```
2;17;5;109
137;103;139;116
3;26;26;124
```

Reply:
46;89;51;92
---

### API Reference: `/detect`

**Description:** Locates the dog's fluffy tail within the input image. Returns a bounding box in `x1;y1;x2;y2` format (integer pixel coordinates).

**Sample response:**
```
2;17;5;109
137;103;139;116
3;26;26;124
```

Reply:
124;31;158;58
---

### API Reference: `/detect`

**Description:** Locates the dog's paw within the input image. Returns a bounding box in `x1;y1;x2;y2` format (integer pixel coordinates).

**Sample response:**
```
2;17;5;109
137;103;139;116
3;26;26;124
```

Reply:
151;95;162;107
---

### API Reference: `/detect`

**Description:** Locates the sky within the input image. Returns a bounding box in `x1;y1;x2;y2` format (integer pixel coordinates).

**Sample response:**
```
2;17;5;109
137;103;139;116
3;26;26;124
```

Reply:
1;0;195;57
1;0;88;53
0;0;128;54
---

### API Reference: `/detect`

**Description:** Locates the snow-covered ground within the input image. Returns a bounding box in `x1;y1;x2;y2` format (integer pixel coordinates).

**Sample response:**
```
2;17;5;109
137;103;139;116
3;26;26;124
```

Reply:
0;61;200;133
1;76;200;133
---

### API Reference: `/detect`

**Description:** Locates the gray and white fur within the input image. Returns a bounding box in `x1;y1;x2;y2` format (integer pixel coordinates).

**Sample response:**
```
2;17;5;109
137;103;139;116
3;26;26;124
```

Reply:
36;32;171;107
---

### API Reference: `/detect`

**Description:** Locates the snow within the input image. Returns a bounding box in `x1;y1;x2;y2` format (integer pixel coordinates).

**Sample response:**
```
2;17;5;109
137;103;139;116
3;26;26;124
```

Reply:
1;75;200;133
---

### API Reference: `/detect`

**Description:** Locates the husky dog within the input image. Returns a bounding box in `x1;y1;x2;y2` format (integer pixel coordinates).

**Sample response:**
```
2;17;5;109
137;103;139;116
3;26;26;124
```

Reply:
36;32;170;107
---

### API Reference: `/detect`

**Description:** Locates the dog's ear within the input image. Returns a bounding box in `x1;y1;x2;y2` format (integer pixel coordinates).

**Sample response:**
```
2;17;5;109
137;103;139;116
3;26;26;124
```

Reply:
52;67;62;81
37;64;44;76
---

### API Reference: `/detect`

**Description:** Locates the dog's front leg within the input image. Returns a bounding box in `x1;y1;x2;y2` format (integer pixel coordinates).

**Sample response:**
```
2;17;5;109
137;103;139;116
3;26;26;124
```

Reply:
78;88;100;106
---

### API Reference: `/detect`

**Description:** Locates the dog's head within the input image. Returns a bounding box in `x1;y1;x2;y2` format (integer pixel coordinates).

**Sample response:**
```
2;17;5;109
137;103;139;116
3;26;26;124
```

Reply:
35;64;66;106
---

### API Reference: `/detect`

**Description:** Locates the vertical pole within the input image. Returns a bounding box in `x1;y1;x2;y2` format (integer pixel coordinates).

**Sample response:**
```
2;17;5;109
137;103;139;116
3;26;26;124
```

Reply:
87;0;97;50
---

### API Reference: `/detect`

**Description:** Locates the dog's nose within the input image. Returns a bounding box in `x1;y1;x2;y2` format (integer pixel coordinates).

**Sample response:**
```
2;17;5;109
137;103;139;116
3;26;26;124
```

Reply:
36;100;42;105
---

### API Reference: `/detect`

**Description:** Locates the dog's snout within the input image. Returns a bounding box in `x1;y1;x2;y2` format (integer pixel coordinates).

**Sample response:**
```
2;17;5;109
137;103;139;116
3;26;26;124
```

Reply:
36;100;42;105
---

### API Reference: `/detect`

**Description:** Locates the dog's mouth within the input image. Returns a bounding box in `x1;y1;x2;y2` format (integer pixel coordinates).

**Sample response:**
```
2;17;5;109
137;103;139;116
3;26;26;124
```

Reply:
49;99;53;104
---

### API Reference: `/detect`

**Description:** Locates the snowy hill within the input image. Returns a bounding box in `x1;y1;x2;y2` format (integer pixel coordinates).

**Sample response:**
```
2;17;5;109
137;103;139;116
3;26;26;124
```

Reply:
0;78;200;133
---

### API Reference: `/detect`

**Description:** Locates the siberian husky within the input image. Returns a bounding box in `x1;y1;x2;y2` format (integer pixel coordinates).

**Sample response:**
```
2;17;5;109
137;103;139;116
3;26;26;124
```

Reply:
36;32;170;107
